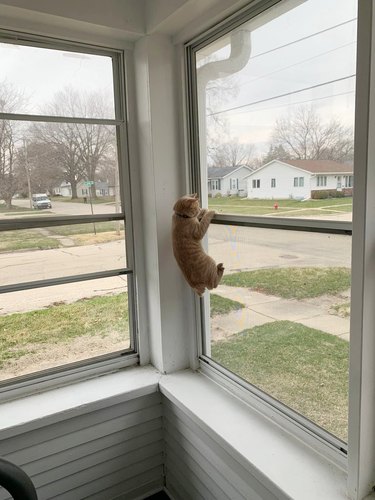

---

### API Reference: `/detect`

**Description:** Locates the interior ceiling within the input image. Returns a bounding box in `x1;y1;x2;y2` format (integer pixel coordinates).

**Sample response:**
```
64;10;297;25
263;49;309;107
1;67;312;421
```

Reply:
0;0;247;40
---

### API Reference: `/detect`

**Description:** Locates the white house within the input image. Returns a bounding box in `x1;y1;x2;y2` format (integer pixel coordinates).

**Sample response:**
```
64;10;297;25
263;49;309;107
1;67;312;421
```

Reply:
208;165;254;196
246;159;354;200
54;181;115;198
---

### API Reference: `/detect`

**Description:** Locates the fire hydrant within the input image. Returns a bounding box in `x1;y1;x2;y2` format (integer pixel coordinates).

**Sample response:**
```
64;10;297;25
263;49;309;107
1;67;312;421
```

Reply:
274;202;279;210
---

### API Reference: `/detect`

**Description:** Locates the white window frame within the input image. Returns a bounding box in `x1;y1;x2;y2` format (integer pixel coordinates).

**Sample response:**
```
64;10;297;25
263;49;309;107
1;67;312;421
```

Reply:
0;31;139;397
185;1;375;498
317;175;327;187
271;178;276;188
299;177;304;187
294;176;298;187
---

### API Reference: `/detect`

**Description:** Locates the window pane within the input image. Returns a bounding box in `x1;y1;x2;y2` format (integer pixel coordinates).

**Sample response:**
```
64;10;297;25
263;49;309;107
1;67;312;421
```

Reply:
206;224;351;440
198;0;356;219
0;120;122;217
0;43;115;118
0;276;130;381
0;221;126;287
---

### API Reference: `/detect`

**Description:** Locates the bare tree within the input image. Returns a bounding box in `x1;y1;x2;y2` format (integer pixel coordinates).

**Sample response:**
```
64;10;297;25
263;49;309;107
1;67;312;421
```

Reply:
33;120;84;199
208;138;255;168
0;81;25;209
33;88;114;199
269;106;354;162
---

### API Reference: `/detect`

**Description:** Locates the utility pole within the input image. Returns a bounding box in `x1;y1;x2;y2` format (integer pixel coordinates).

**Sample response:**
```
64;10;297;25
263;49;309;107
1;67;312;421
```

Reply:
23;138;32;209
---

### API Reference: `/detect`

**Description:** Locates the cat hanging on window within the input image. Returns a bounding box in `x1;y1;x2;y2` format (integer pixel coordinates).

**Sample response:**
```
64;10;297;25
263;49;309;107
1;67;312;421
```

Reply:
172;193;224;296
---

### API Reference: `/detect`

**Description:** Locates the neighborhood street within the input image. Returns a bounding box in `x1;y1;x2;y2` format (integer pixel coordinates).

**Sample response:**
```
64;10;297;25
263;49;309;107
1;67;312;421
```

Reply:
0;220;351;314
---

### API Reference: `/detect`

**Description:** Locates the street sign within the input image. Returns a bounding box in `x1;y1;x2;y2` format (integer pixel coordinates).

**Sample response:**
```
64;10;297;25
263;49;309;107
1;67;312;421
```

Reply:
84;181;94;186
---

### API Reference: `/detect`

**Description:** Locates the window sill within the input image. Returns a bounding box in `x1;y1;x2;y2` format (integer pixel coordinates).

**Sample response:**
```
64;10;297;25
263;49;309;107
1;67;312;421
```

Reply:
0;365;161;439
0;365;349;500
159;369;348;500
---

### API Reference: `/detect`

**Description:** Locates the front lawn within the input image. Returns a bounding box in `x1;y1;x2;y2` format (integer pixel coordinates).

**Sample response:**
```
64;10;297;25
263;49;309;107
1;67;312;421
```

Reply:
208;196;352;217
0;293;129;368
0;229;60;252
210;294;244;317
212;320;349;440
222;267;351;299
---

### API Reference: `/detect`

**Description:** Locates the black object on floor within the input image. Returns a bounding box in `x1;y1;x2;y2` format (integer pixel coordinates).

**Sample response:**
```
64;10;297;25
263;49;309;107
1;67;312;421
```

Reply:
0;458;38;500
144;491;171;499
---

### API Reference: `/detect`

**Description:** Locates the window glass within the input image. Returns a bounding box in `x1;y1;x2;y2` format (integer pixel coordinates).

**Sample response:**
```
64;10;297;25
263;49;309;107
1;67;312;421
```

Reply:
0;120;121;218
194;0;356;442
198;0;356;220
0;43;115;118
0;38;133;382
0;221;126;287
0;277;130;382
206;225;351;440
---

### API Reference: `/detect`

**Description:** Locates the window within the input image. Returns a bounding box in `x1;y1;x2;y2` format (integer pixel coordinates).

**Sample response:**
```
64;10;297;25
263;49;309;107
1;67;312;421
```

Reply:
190;0;355;448
345;175;353;187
211;179;220;190
271;178;276;188
0;37;136;383
230;178;239;189
317;175;327;187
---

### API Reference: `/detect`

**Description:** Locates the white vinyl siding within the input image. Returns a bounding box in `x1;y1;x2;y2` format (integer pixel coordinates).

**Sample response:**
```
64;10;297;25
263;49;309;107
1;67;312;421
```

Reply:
0;393;163;500
247;161;310;199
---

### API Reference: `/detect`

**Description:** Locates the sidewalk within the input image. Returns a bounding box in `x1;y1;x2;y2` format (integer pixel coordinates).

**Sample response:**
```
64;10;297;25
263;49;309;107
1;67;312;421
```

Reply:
211;285;350;342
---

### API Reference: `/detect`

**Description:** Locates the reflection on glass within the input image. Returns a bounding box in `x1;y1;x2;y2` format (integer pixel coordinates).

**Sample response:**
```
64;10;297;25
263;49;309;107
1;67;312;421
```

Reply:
0;43;115;117
0;221;125;286
206;224;351;440
0;120;121;218
0;277;129;381
196;0;357;220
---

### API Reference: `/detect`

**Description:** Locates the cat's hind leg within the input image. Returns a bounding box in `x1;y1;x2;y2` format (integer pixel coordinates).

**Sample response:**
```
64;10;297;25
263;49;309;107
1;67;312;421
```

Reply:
213;263;225;288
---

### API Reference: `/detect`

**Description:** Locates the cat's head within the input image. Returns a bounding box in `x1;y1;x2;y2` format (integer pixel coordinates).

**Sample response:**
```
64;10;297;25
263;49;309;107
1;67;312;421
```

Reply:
173;193;200;218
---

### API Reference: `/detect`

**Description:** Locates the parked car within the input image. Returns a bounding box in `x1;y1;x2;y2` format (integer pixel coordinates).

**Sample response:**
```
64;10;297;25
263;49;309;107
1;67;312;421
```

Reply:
32;194;52;209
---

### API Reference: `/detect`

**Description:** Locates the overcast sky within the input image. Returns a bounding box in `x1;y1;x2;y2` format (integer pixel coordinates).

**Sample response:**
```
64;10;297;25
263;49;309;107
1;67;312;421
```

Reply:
0;42;115;118
199;0;357;156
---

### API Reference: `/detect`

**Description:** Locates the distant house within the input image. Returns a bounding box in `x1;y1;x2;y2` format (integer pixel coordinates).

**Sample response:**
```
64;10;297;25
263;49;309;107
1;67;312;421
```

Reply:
245;159;353;200
54;181;115;198
208;165;254;197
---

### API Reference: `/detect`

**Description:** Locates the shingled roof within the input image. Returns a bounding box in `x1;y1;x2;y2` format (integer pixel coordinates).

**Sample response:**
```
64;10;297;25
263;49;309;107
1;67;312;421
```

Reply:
282;159;353;174
208;166;252;179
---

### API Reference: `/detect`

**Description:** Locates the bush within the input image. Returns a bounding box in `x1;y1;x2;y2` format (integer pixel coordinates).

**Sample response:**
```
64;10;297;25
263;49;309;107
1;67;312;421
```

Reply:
311;189;345;199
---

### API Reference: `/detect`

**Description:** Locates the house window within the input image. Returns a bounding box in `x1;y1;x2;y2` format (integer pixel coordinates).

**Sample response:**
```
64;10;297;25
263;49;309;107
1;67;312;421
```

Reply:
0;36;136;383
190;0;355;451
212;179;220;190
345;175;353;187
317;175;327;187
230;178;239;190
271;178;276;188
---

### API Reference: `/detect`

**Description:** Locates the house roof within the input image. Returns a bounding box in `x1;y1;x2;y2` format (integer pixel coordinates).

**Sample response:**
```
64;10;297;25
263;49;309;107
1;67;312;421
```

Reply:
244;159;353;178
208;165;253;179
282;159;353;174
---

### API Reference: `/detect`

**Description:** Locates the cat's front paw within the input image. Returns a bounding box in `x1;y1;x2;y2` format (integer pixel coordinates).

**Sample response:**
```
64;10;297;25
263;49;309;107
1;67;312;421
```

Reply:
207;210;215;219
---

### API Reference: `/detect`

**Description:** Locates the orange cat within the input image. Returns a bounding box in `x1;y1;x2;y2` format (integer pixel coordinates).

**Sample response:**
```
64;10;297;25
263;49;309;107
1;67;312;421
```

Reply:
172;194;224;296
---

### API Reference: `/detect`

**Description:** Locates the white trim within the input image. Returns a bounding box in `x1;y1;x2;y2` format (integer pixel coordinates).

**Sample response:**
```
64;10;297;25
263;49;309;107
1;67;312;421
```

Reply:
160;370;348;500
348;1;375;498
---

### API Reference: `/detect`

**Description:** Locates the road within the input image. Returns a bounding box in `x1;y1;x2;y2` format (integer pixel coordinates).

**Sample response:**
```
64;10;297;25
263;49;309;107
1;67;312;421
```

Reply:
0;220;351;314
3;198;117;217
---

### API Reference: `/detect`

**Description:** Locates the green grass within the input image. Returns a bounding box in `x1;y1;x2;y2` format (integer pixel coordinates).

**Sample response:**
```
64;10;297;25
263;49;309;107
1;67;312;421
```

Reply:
210;294;244;317
0;230;60;252
0;293;129;368
331;302;351;318
0;203;33;213
208;196;352;217
212;320;349;440
222;267;351;299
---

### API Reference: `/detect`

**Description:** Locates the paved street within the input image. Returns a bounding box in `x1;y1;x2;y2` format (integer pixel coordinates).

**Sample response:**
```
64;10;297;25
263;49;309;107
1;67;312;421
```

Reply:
4;198;117;217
